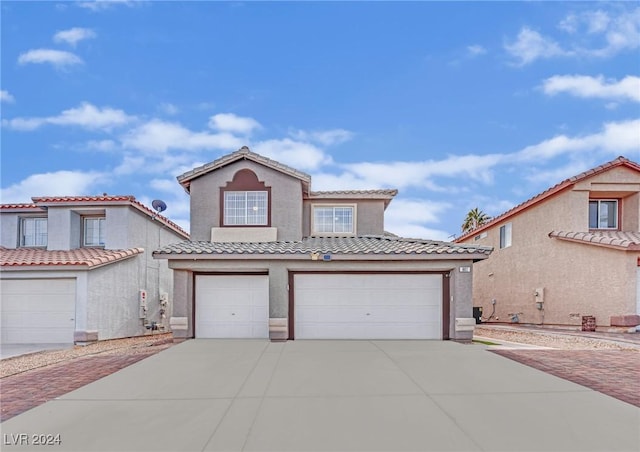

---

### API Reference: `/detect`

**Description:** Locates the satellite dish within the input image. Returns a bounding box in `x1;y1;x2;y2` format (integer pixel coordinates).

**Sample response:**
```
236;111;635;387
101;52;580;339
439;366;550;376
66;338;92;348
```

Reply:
152;199;167;213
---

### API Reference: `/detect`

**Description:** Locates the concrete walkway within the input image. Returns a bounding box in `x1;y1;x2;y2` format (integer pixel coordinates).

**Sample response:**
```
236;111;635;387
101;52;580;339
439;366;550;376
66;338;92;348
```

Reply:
1;340;638;451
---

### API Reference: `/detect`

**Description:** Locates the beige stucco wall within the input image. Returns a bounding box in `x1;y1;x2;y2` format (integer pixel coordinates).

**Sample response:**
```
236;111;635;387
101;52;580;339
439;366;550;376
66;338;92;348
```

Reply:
302;199;386;236
462;166;640;327
189;160;304;242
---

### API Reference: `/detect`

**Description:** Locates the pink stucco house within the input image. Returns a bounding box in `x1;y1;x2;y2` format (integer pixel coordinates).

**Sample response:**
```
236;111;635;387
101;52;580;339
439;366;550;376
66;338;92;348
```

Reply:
456;156;640;331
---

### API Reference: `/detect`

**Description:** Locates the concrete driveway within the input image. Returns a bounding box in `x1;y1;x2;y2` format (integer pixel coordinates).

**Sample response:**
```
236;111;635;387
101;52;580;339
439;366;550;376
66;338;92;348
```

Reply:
1;340;638;451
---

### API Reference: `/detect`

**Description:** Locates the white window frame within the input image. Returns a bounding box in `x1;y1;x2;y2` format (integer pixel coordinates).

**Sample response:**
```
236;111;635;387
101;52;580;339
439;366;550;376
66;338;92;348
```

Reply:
223;191;268;226
589;199;618;230
20;217;48;247
83;217;106;247
311;204;356;235
499;222;512;249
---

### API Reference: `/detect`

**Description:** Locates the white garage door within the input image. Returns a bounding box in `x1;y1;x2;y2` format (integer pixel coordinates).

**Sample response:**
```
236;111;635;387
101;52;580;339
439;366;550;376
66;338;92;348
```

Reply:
195;274;269;338
294;273;443;339
1;278;76;344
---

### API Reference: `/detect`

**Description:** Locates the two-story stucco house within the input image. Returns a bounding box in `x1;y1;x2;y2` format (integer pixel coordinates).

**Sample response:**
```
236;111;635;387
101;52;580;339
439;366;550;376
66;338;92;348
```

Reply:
456;156;640;330
154;147;492;341
0;195;189;345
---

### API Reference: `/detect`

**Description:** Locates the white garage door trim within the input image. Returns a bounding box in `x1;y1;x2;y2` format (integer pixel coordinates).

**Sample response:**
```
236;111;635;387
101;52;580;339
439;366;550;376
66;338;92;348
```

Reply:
292;272;445;340
1;278;76;344
195;274;269;338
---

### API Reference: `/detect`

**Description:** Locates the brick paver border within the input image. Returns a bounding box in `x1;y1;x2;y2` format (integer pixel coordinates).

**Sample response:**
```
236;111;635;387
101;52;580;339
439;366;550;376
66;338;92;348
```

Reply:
1;350;166;422
492;349;640;407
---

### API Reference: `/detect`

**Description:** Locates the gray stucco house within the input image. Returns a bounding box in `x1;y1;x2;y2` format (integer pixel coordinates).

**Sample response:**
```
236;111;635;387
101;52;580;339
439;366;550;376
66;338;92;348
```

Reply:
0;195;189;344
154;147;492;341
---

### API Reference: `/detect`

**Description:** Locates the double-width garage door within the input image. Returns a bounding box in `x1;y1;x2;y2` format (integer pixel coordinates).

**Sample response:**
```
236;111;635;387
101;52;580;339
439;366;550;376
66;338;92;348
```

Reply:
195;274;269;338
294;273;443;339
1;278;76;344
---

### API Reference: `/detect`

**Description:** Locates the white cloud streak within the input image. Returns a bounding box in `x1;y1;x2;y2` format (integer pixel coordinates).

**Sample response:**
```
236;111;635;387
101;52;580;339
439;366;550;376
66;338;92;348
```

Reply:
542;75;640;102
208;113;261;135
18;49;83;67
122;119;244;153
0;170;105;204
2;102;136;131
77;0;137;11
1;90;15;103
252;138;333;171
507;7;640;65
288;128;354;146
53;27;96;47
504;28;570;66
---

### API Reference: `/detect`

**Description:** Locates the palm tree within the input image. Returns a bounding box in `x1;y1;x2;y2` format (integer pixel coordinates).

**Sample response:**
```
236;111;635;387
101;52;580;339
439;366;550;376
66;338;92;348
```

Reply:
461;207;490;234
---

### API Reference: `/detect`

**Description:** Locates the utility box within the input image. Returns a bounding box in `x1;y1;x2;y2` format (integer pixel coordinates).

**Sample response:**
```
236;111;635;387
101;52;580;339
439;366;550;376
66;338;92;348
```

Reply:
473;307;483;324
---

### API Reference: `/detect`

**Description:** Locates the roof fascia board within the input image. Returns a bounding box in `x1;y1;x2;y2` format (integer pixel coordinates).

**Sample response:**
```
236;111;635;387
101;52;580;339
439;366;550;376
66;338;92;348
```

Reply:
153;252;491;261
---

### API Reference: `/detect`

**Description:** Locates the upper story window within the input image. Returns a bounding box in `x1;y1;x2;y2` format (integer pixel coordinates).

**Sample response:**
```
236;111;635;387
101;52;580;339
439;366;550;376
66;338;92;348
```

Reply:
589;199;618;230
220;169;271;227
313;205;355;234
499;222;512;249
83;217;105;247
224;191;268;225
20;217;47;247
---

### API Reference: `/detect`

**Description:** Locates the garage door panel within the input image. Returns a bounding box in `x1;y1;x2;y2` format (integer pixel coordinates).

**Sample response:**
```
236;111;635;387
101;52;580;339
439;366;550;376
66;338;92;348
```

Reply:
195;275;269;339
1;279;76;344
294;274;442;340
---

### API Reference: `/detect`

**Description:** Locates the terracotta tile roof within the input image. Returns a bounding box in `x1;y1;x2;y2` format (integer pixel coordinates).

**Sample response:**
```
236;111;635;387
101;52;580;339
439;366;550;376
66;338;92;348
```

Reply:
0;247;144;268
549;231;640;250
25;195;189;239
153;236;492;259
456;156;640;242
177;147;312;193
0;203;41;211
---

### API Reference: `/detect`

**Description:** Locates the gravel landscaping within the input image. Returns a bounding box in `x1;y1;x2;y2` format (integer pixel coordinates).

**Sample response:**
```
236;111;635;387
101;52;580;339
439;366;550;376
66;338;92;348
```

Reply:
474;324;640;351
0;333;174;378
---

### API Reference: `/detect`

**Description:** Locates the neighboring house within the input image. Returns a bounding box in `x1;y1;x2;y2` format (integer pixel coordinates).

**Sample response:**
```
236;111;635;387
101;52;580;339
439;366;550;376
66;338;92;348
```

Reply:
0;195;189;345
154;147;492;341
456;156;640;330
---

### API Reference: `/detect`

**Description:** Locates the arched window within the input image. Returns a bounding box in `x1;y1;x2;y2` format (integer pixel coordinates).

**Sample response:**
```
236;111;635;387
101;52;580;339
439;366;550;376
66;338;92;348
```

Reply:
220;169;271;226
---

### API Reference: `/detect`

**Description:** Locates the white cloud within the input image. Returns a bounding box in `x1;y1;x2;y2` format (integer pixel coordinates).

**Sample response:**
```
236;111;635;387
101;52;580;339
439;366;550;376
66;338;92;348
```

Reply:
122;119;244;153
3;102;136;131
288;128;354;146
77;0;137;11
512;7;640;65
0;170;105;204
208;113;261;135
525;160;594;186
542;75;640;103
467;45;487;57
252;138;332;171
384;200;453;241
1;90;15;103
158;103;179;115
18;49;83;67
149;178;179;193
53;27;96;47
85;139;118;152
332;154;503;192
504;28;570;66
514;119;640;162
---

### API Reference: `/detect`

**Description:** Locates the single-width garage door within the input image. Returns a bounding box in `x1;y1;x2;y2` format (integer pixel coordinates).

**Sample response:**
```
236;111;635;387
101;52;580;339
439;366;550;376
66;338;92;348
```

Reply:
1;278;76;344
195;274;269;338
294;273;443;339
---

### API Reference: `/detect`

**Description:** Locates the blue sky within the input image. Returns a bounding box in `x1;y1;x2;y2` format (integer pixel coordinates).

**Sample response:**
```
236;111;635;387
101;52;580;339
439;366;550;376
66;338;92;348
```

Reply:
1;1;639;240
